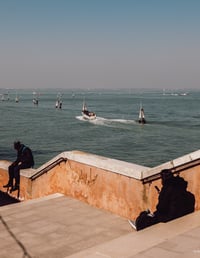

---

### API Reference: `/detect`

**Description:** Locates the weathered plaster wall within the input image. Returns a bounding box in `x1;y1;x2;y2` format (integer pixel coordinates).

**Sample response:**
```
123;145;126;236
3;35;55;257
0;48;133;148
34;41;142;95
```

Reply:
28;160;146;219
0;150;200;220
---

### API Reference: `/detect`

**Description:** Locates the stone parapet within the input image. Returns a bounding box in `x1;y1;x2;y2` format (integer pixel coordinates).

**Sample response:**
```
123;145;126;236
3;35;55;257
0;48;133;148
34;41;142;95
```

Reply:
0;150;200;219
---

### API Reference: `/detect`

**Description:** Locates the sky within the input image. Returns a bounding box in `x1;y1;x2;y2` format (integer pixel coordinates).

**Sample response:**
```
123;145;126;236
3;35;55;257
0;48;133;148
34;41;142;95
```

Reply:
0;0;200;90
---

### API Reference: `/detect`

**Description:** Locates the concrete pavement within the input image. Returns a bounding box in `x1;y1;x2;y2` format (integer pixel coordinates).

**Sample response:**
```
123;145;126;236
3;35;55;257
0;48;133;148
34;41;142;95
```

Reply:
0;193;200;258
0;193;132;258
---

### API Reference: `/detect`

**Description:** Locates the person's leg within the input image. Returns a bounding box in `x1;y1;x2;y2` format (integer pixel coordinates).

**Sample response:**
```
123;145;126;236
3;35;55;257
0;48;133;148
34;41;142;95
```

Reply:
3;165;14;188
11;163;31;191
12;165;20;190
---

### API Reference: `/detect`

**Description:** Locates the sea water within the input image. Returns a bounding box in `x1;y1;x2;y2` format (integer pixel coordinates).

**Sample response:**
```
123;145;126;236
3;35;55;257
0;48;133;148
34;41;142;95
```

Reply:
0;88;200;168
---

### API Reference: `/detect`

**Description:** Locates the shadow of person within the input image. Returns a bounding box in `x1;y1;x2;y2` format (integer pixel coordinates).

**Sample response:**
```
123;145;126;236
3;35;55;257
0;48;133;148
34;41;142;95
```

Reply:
0;190;20;206
129;169;195;231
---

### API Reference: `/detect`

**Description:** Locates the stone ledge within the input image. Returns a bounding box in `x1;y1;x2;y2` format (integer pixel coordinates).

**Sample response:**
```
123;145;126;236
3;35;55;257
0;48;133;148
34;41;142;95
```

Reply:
35;149;200;180
0;160;36;178
0;160;11;170
2;149;200;181
64;150;150;179
142;149;200;179
20;168;36;177
35;150;149;180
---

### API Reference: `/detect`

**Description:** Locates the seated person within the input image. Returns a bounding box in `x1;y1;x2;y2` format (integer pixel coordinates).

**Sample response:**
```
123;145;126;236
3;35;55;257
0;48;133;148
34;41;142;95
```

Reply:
129;169;195;231
3;141;34;192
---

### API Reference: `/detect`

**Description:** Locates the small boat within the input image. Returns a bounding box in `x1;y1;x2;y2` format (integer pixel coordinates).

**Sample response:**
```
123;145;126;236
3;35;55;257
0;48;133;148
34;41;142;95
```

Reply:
55;99;62;109
179;92;189;96
82;101;96;120
15;93;19;103
1;92;9;101
138;105;146;124
0;94;5;101
15;96;19;103
55;93;62;109
55;100;62;109
33;98;38;105
33;92;39;105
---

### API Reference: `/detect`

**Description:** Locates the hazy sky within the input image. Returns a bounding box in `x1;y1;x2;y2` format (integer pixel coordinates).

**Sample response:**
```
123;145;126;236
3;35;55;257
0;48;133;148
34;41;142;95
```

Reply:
0;0;200;89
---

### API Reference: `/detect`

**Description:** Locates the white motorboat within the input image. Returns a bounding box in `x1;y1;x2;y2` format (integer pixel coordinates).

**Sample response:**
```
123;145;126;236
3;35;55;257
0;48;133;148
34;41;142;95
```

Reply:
82;101;96;120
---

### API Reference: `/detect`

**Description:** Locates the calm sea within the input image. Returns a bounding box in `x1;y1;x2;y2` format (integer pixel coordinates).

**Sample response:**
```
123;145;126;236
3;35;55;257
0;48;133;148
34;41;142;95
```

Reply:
0;88;200;168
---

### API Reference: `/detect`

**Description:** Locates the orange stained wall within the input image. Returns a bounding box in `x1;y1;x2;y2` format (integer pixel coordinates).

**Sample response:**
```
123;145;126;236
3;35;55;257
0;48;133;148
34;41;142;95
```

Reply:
0;158;200;220
29;160;146;219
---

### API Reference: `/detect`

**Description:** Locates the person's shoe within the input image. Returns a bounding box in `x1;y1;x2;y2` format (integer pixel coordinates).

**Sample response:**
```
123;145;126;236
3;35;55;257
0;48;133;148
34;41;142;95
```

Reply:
147;212;155;217
10;185;19;192
128;220;137;231
3;183;13;188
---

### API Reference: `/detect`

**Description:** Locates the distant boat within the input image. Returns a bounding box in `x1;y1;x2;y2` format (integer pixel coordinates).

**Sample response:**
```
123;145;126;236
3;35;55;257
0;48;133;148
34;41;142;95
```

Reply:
71;92;75;98
138;105;146;124
0;94;5;101
1;92;9;101
33;92;39;105
55;100;62;109
82;101;96;120
55;92;62;109
15;93;19;103
33;98;38;105
179;92;189;96
15;96;19;103
171;92;178;96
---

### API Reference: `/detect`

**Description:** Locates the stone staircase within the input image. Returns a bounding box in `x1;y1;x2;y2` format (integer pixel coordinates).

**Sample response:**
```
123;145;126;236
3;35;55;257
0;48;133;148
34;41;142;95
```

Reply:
1;192;200;258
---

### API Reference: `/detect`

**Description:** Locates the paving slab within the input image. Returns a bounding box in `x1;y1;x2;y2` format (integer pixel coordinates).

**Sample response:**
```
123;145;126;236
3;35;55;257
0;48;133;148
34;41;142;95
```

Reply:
1;193;200;258
0;193;132;258
66;210;200;258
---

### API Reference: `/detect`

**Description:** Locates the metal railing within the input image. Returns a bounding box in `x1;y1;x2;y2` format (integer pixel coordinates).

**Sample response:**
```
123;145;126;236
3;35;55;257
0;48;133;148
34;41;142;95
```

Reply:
30;157;67;181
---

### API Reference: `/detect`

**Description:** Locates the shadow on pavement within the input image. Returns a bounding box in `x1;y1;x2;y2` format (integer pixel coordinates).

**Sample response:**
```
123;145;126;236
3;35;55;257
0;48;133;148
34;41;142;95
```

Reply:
0;190;20;206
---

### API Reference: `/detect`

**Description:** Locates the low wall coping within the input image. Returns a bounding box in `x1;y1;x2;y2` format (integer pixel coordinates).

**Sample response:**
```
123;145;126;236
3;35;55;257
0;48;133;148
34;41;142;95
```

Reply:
36;150;149;180
0;160;36;178
63;150;149;179
20;168;37;177
62;150;200;180
1;149;200;181
0;160;11;170
142;149;200;179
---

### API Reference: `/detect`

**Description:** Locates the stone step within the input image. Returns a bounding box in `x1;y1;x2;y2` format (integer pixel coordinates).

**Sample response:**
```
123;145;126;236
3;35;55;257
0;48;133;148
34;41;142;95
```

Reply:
66;210;200;258
0;192;63;211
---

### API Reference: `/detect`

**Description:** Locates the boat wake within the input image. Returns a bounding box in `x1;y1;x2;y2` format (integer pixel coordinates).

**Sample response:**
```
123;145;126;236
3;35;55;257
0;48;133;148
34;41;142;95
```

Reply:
76;116;137;128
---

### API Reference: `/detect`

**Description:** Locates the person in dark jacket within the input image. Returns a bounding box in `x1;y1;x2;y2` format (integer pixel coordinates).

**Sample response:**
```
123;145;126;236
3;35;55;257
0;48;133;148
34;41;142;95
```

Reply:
3;141;34;192
129;169;195;231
